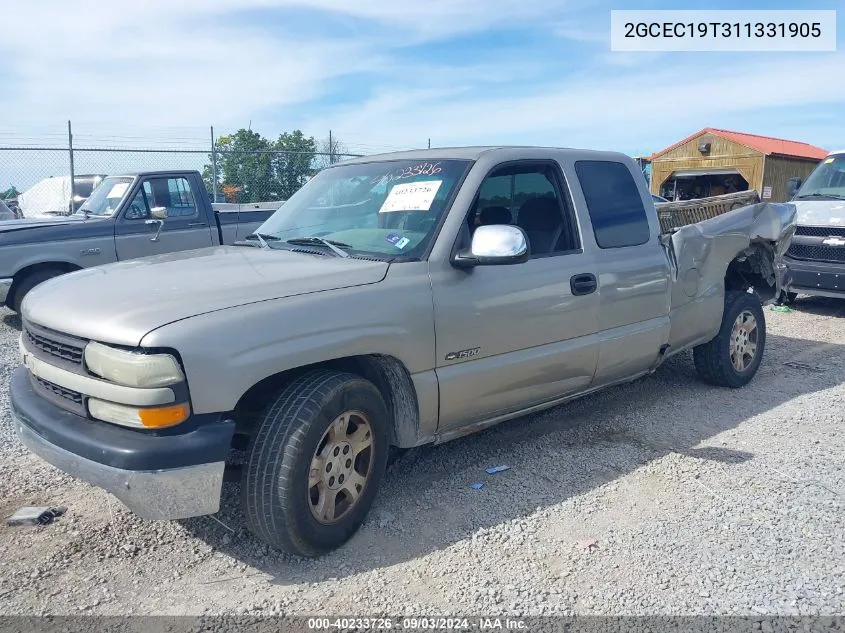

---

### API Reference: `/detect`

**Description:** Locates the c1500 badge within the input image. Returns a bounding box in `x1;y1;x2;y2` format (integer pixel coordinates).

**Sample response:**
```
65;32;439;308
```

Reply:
80;248;101;256
445;347;480;361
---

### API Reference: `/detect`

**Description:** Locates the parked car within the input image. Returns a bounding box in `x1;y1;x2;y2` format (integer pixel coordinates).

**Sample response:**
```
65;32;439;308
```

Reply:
11;147;795;557
0;170;275;312
779;150;845;304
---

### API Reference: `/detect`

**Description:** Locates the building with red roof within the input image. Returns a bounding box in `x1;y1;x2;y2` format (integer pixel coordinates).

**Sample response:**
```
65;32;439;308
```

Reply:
649;128;827;203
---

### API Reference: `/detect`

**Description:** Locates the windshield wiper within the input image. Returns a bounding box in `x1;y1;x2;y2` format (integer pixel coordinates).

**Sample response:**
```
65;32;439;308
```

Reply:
286;236;351;258
796;193;845;200
244;232;281;248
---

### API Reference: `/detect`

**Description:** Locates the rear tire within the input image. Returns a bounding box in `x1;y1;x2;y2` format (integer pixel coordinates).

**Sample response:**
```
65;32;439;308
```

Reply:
241;370;390;557
693;290;766;388
10;267;65;312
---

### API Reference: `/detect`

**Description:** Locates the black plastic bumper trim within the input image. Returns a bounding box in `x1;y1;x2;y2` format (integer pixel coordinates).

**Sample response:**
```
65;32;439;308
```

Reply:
10;366;234;471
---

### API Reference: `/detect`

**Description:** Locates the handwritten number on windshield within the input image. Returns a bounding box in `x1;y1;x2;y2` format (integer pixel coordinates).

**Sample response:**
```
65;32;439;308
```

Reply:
371;162;442;185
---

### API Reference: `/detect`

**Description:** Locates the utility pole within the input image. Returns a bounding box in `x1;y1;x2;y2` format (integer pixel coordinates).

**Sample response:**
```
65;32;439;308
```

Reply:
67;120;76;215
210;126;218;202
427;138;431;149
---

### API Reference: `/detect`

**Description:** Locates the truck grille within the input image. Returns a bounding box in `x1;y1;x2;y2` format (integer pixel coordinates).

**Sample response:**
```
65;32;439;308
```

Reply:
33;375;84;405
30;374;87;416
787;244;845;263
794;225;845;238
23;323;86;368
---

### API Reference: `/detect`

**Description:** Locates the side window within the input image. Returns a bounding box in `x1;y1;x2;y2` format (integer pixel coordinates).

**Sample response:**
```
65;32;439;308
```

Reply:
575;160;650;249
476;175;512;216
124;184;151;220
470;164;580;256
132;177;198;220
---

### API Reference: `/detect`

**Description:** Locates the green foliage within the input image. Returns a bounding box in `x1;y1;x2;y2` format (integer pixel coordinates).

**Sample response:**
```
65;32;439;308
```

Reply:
203;128;322;203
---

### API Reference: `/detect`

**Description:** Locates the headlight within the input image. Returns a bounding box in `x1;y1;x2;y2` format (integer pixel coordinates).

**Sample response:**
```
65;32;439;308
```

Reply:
84;341;184;388
88;399;190;429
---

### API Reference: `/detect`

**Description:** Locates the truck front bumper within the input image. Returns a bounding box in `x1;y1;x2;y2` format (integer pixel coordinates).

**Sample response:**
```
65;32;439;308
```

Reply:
10;366;235;520
0;277;12;304
784;256;845;299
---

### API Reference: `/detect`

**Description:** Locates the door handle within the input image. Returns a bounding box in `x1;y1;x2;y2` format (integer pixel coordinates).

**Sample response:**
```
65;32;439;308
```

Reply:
144;218;164;242
570;273;597;296
188;222;208;227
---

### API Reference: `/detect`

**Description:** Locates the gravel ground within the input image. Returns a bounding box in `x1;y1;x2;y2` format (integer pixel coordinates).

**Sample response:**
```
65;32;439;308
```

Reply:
0;299;843;617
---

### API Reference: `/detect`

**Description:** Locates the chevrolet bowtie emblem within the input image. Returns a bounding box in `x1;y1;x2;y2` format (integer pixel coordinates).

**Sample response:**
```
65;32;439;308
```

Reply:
822;236;845;247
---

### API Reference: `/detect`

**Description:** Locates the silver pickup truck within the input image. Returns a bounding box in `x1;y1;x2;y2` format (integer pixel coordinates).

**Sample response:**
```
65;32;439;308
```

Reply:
11;147;795;557
781;150;845;303
0;170;274;312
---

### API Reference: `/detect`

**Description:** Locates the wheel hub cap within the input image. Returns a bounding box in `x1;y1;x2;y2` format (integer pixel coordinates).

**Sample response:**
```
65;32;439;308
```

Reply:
308;411;373;524
729;310;759;372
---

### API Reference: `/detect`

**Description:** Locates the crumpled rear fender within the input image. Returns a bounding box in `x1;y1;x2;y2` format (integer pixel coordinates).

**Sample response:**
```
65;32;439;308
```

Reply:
667;202;797;303
663;202;796;351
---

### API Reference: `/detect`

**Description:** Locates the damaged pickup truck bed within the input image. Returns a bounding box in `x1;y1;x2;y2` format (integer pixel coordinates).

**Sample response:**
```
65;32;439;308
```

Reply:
11;147;795;556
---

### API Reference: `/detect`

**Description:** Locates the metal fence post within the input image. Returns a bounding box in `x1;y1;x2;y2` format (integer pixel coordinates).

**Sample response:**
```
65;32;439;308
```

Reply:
210;126;218;202
329;129;334;165
67;120;76;215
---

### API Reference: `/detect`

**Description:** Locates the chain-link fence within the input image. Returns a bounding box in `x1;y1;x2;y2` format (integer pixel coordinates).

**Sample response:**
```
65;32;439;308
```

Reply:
0;138;365;216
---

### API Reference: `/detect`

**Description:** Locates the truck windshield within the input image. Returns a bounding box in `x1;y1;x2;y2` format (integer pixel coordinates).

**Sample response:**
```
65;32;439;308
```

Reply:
254;159;472;259
76;177;134;216
795;155;845;200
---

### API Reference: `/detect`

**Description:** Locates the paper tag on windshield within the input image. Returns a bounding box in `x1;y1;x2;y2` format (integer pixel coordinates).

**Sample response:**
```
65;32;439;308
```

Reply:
379;180;442;213
107;183;129;198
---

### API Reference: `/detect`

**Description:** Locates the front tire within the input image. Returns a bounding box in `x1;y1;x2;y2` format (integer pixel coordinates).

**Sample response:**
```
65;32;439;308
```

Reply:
693;290;766;388
10;267;65;312
241;370;390;557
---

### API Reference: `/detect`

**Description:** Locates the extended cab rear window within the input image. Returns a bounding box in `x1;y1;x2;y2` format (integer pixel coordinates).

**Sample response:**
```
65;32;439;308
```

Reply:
575;160;650;249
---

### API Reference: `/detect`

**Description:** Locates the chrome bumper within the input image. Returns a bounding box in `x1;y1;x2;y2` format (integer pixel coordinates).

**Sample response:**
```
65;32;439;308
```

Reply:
0;277;12;304
16;415;225;520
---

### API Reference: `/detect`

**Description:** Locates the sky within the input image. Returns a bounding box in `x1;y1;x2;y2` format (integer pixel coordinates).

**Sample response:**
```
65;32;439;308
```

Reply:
0;0;843;165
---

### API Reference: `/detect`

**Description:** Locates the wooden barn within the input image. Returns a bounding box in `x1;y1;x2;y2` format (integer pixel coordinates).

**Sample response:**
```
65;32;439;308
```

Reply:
650;128;827;203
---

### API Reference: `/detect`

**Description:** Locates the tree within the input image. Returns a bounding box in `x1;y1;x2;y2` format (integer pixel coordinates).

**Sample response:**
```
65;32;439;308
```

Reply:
314;134;349;170
272;130;317;200
203;128;320;203
202;129;275;203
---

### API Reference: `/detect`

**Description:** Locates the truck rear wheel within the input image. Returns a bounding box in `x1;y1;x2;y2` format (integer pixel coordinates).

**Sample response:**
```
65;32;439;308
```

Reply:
241;370;390;556
693;290;766;388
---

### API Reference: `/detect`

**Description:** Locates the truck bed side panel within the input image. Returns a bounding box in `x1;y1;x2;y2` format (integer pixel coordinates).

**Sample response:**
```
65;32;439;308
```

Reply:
665;202;796;351
215;209;275;244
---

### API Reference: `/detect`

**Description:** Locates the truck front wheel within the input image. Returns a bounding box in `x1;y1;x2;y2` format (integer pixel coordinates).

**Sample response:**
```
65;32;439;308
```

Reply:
241;370;390;556
693;290;766;388
10;267;66;313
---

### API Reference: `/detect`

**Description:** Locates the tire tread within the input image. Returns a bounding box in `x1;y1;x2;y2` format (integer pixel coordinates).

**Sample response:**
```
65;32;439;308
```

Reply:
242;370;387;557
693;290;766;388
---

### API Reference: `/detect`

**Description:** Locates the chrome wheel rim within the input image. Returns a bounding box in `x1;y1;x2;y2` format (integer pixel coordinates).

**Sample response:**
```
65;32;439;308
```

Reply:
308;410;373;524
729;310;758;372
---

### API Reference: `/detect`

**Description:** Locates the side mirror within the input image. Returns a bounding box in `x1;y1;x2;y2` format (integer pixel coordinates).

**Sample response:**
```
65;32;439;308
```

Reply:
150;206;168;220
452;225;530;269
786;177;802;199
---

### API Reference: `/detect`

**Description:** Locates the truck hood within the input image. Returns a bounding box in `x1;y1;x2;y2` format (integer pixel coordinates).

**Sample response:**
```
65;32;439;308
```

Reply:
790;200;845;227
23;245;389;346
0;215;114;246
0;215;86;231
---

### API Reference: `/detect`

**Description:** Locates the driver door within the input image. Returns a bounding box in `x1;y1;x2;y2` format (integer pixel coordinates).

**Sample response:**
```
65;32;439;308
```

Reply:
114;176;214;260
430;160;600;433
